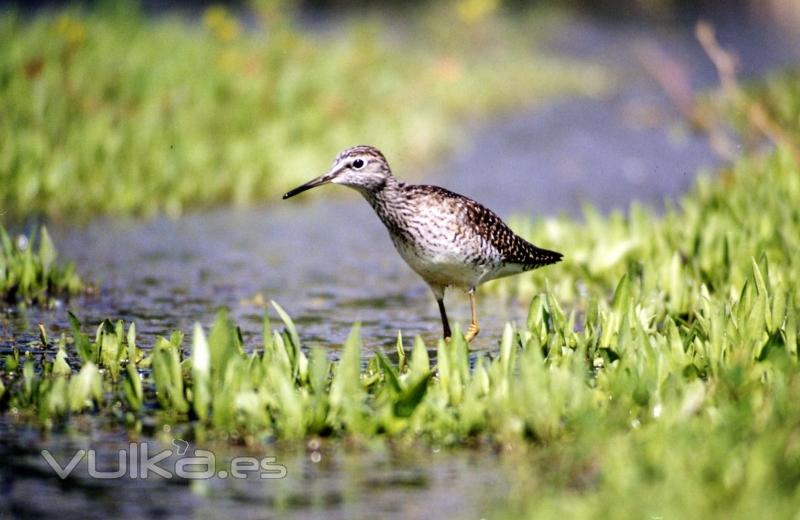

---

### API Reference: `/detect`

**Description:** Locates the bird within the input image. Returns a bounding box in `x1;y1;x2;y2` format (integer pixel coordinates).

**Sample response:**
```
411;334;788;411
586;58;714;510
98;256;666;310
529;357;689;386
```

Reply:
283;145;562;342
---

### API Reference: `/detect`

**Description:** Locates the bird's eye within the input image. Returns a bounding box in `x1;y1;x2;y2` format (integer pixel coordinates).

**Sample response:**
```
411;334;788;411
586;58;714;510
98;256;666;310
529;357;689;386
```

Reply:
352;159;364;169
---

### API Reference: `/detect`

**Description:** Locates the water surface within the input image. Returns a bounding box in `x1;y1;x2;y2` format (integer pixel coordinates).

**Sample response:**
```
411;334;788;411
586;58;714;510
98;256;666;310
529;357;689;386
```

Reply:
2;12;799;519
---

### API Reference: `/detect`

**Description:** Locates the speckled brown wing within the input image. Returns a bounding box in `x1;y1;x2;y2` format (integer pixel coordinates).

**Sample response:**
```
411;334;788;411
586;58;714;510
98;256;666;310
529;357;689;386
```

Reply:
463;197;562;270
413;185;563;271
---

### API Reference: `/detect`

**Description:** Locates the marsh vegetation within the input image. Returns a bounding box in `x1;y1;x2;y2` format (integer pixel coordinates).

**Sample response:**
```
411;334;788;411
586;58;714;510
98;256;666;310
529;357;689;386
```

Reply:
2;2;800;518
0;5;606;219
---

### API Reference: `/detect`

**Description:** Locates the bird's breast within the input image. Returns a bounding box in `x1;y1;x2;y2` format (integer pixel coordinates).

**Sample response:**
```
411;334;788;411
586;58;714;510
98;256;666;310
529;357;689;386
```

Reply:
386;217;498;289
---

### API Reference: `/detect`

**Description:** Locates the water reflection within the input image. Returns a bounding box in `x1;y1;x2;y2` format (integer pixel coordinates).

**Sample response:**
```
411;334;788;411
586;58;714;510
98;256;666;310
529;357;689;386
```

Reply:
0;422;512;519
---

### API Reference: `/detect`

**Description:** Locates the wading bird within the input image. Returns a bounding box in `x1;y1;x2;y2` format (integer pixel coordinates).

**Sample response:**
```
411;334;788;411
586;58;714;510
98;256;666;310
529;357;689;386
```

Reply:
283;145;562;341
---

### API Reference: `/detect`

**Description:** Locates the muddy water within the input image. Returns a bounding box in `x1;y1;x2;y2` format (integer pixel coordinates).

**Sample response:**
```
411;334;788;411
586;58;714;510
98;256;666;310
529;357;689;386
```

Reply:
2;12;798;520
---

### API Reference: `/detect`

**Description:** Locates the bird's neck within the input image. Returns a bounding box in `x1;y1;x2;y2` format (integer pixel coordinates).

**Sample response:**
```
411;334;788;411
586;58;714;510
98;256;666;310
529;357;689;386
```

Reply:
358;175;399;206
358;176;409;235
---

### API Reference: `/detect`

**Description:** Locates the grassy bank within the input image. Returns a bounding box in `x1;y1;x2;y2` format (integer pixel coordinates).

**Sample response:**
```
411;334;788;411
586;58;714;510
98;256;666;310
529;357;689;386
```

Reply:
493;67;800;307
0;5;607;219
1;142;799;515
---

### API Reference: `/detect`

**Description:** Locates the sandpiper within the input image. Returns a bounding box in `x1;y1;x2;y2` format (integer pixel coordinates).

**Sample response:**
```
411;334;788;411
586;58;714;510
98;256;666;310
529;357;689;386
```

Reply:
283;145;562;341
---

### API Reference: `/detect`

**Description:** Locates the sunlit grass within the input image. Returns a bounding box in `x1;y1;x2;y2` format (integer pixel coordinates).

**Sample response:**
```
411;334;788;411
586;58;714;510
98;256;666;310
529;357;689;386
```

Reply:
0;6;608;219
493;149;800;310
2;16;800;514
2;142;799;515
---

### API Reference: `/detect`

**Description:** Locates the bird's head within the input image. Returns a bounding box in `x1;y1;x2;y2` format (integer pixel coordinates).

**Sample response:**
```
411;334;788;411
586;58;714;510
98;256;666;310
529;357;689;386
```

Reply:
283;145;393;199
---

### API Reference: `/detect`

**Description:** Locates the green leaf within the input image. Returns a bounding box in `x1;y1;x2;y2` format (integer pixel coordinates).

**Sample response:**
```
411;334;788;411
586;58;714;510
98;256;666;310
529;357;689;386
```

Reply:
611;272;631;313
329;323;363;426
191;322;211;421
208;308;238;387
271;300;301;353
127;322;139;363
68;311;95;364
395;331;406;372
38;226;56;273
123;363;143;412
410;336;430;381
376;350;401;394
52;347;72;377
69;362;102;412
394;372;432;418
309;347;330;396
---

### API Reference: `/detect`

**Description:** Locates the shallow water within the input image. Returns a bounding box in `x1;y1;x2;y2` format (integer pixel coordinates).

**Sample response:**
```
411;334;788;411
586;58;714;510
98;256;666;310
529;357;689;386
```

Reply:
0;43;721;357
4;12;799;358
2;11;799;520
1;422;513;520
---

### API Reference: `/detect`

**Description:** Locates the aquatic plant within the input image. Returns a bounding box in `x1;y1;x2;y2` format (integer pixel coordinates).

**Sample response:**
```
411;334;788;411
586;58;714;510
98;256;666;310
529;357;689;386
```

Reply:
494;147;800;310
0;6;608;219
4;235;796;443
1;142;800;515
0;226;83;305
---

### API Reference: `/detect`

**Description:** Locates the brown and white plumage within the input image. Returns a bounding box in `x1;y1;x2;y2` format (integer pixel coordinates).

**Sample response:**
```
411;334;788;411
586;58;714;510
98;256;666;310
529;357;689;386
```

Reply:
283;145;562;341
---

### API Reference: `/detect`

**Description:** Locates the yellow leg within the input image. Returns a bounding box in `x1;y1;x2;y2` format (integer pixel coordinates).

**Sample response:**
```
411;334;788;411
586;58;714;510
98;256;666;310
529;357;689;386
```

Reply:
464;289;480;342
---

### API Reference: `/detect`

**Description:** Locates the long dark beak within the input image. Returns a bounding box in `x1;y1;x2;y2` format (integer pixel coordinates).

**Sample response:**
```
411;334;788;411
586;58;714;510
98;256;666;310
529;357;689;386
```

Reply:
282;171;335;200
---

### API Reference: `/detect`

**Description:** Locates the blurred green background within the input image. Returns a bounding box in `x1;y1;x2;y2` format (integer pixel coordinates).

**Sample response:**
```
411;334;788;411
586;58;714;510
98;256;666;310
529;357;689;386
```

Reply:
1;0;613;219
3;1;800;519
3;0;798;219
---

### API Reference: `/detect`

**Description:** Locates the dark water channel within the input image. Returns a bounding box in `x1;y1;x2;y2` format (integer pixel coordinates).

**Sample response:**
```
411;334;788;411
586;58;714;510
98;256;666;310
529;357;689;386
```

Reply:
2;11;799;520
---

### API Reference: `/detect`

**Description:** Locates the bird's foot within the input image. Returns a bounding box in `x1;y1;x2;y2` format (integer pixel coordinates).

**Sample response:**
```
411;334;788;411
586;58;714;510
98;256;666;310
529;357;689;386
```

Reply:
464;323;480;342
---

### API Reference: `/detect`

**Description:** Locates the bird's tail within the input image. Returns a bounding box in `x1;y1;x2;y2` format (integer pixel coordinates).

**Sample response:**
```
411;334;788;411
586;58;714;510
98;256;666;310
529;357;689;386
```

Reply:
523;244;563;270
